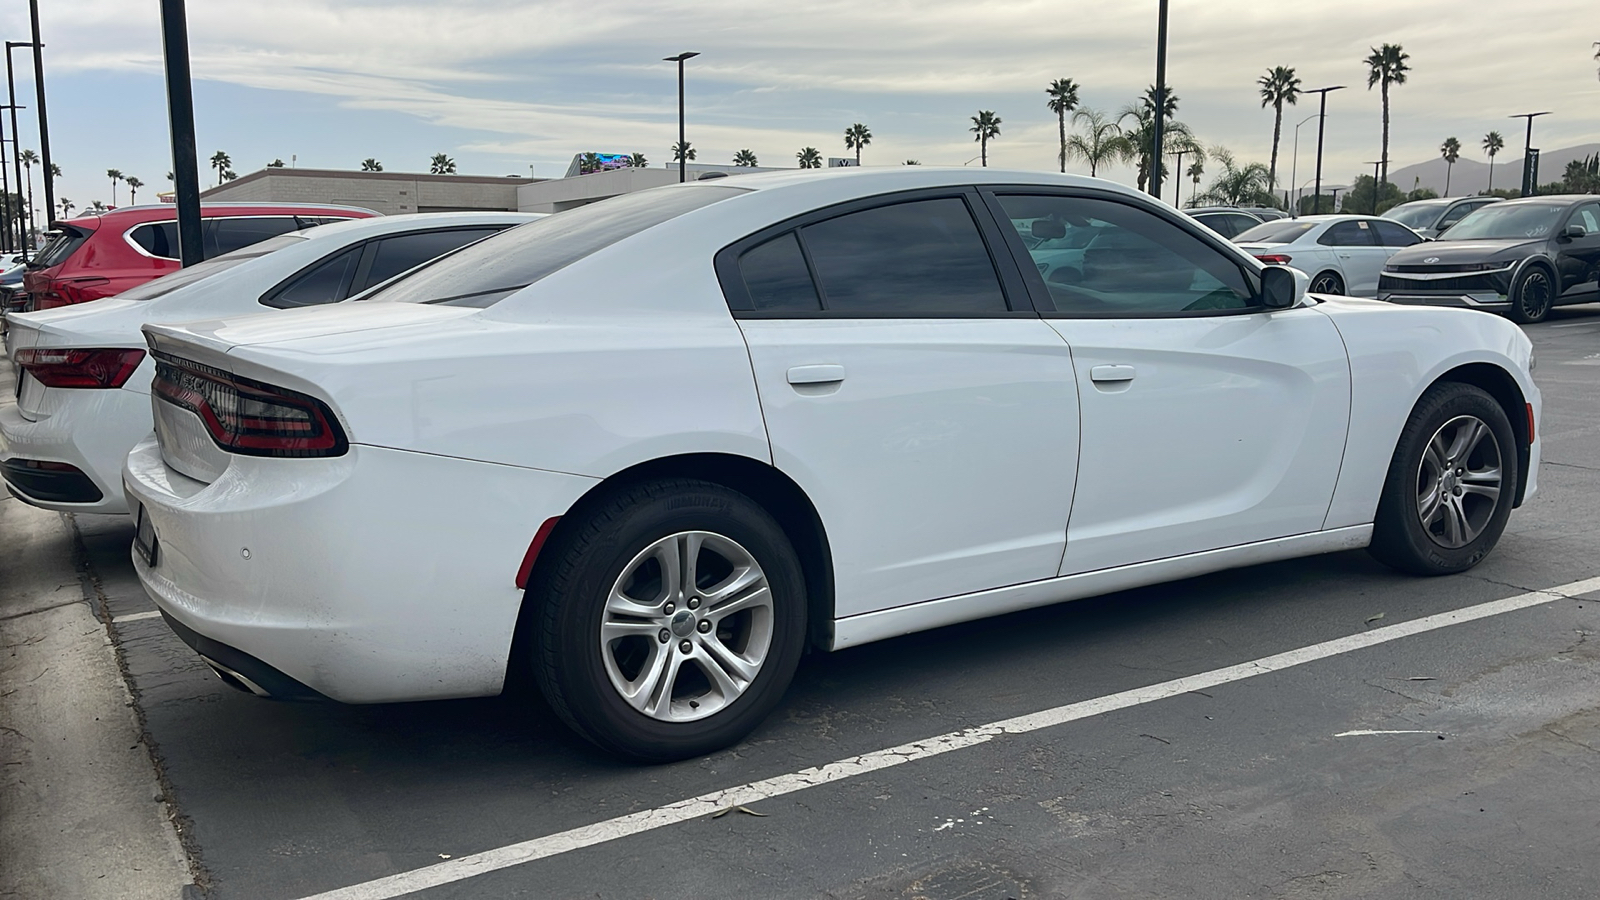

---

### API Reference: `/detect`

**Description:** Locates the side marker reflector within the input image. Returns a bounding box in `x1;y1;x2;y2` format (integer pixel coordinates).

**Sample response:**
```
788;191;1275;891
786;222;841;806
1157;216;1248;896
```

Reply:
515;517;562;590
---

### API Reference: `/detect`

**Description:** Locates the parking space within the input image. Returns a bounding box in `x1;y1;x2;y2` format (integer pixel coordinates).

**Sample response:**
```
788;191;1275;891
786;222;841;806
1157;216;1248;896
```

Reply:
7;306;1600;899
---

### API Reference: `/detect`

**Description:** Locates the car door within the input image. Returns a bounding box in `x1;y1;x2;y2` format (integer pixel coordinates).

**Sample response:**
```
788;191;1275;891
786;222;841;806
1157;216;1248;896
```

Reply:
984;190;1352;576
1317;220;1387;296
721;190;1080;617
1555;202;1600;301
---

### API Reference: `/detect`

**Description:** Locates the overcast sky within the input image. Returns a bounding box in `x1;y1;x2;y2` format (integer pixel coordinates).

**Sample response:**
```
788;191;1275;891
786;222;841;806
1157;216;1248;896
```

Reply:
1;0;1595;210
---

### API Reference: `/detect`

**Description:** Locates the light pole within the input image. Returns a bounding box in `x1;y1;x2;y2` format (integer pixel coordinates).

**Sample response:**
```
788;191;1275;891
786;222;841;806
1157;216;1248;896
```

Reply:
1364;160;1383;214
1288;112;1321;217
1508;111;1551;196
159;0;204;266
663;51;699;184
0;102;12;252
1149;0;1169;199
4;44;31;254
27;0;52;227
1304;85;1344;214
1168;148;1188;207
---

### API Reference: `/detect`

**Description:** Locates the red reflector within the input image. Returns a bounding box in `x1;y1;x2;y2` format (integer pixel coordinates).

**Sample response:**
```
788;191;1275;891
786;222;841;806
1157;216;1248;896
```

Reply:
515;517;562;590
1526;403;1535;445
15;348;147;389
1254;254;1293;265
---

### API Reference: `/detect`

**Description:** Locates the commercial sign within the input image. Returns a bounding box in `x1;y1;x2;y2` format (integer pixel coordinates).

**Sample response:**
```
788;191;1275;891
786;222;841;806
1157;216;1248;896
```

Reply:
1521;148;1540;197
827;158;859;168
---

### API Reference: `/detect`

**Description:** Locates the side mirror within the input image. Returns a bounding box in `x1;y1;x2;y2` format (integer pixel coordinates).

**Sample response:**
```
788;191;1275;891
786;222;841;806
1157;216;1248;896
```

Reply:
1562;224;1587;239
1261;265;1303;309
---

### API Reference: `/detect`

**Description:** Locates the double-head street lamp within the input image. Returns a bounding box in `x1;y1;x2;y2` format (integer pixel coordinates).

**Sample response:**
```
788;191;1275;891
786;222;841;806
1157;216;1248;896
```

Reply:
1288;112;1322;216
663;51;699;184
1303;85;1345;215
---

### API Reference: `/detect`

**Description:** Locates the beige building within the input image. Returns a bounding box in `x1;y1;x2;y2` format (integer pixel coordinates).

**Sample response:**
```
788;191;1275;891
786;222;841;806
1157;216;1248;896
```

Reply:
516;164;787;213
199;168;543;215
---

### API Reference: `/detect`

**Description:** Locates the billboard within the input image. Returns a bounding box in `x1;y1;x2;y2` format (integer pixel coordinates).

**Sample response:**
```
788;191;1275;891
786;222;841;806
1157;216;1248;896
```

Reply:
827;158;859;168
565;153;636;178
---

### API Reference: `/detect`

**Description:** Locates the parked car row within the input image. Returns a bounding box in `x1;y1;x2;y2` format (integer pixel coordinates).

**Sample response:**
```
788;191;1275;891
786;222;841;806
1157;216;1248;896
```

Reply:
2;170;1544;763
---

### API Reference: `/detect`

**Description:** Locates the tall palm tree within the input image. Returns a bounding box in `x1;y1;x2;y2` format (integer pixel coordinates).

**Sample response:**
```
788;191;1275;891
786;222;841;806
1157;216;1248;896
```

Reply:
1141;84;1179;120
106;168;123;206
125;176;144;205
1482;131;1505;191
1257;66;1301;192
732;149;759;167
796;147;822;169
628;152;648;168
670;141;695;163
48;163;60;178
58;197;72;218
1187;159;1205;207
361;158;383;172
1439;137;1461;196
429;153;457;174
1364;43;1410;187
1064;107;1131;177
970;110;1002;166
207;151;230;187
844;123;872;165
18;149;37;221
1045;78;1080;173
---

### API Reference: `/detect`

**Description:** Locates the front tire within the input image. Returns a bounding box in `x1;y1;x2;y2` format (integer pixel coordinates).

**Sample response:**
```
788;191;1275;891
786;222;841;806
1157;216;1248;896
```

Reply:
1508;266;1555;324
1368;382;1518;576
530;479;807;762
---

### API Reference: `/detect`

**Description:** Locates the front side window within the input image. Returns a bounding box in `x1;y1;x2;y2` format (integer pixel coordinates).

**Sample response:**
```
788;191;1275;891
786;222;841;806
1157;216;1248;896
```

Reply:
1568;203;1600;236
1318;221;1377;247
207;216;303;258
996;194;1255;314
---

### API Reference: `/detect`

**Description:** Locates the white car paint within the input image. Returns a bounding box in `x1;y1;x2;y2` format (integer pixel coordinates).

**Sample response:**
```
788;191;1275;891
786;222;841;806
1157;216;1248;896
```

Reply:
119;168;1539;706
1234;214;1426;298
0;212;540;513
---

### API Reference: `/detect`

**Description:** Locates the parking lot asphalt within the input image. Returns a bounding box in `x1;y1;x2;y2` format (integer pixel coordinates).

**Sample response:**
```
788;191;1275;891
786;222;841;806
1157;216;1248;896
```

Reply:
10;305;1600;899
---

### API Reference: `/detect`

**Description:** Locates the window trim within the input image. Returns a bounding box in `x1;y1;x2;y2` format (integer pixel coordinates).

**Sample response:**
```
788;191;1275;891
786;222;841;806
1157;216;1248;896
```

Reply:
714;187;1037;319
976;185;1270;319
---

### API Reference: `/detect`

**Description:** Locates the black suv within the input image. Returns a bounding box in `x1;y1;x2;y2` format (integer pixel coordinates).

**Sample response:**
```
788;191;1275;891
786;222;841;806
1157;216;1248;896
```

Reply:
1377;195;1600;323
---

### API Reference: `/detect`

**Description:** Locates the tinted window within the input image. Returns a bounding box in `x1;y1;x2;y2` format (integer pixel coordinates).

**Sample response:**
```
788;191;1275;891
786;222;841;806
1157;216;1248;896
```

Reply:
208;216;303;257
129;221;180;258
738;232;821;312
1318;221;1377;246
358;228;503;291
1444;203;1566;240
1372;221;1423;247
798;197;1007;314
1234;220;1315;244
370;184;745;307
997;194;1255;314
263;247;362;308
1384;202;1446;229
120;235;307;302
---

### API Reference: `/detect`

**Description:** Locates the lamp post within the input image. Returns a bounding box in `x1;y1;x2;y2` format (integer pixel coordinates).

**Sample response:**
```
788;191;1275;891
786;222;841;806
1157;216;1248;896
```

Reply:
1149;0;1169;199
4;44;31;255
0;104;12;252
663;51;699;184
1288;112;1322;217
1168;148;1188;207
1508;111;1551;196
27;0;53;228
1304;85;1344;215
1364;160;1384;214
159;0;204;266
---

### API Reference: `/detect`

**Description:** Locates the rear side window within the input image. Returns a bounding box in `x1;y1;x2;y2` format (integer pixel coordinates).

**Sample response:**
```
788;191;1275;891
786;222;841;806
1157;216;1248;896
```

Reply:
207;216;303;258
368;185;746;307
129;221;180;259
1372;221;1423;247
738;232;821;312
357;227;504;292
263;247;362;308
1318;221;1376;246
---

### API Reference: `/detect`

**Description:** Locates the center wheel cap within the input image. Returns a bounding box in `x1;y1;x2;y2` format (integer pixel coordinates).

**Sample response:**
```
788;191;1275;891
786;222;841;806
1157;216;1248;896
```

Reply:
670;609;697;638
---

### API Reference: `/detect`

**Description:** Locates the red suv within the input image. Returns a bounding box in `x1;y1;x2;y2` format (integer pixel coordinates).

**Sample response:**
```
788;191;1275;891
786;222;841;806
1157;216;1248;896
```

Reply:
24;203;377;310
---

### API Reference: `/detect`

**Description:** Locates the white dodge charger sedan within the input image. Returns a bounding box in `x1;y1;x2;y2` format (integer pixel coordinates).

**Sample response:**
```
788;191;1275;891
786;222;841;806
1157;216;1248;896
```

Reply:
2;212;539;513
122;169;1539;761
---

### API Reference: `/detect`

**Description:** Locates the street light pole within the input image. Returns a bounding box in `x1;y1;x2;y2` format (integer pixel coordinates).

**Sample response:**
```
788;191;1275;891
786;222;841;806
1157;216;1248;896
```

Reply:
1288;112;1321;217
27;0;53;227
1149;0;1169;199
1168;149;1187;207
663;51;699;184
158;0;204;266
1305;85;1344;214
1509;111;1551;196
0;105;12;252
5;45;29;255
1364;160;1383;214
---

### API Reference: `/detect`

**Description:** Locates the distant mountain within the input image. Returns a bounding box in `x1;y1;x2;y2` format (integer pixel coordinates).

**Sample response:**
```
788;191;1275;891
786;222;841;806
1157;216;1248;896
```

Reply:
1387;143;1600;196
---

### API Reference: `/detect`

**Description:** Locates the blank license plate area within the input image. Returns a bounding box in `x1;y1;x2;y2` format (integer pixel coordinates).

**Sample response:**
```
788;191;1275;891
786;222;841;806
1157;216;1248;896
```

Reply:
133;501;160;567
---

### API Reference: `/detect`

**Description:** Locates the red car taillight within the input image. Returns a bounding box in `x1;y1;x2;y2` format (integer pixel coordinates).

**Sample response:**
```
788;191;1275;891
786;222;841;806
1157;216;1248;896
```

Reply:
1254;254;1293;265
15;347;147;388
151;353;349;458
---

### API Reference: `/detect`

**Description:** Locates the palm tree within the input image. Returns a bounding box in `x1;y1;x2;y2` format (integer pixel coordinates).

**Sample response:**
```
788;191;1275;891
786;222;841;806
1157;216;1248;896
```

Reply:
48;163;60;178
1117;105;1198;193
970;110;1002;166
671;142;695;163
88;200;107;213
733;149;759;167
1364;43;1410;187
18;149;37;221
361;158;383;172
1483;131;1505;191
628;152;648;168
1439;137;1461;196
1195;147;1278;207
1142;84;1179;120
1064;107;1131;177
1257;66;1301;192
429;153;457;174
57;198;72;218
1187;159;1205;207
106;168;123;206
125;176;144;205
1045;78;1080;173
844;123;872;165
267;159;285;168
796;147;822;169
903;160;921;165
207;151;230;187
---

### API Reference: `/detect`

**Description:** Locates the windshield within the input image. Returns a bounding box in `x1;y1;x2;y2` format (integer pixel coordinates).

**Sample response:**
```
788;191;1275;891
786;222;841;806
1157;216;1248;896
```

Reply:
1234;220;1316;244
1384;202;1445;229
365;184;747;307
1442;203;1566;240
117;233;307;301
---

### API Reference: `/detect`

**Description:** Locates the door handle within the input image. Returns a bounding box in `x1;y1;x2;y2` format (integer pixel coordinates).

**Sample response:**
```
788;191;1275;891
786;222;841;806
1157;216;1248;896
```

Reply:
787;364;846;385
1090;365;1136;383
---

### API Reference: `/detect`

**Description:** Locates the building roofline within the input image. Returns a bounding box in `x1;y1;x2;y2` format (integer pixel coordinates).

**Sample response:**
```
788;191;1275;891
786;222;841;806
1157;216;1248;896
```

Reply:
200;167;546;197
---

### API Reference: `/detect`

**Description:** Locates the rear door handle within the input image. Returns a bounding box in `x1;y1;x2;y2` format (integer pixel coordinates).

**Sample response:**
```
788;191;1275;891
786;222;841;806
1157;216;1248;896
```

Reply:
787;364;846;385
1090;365;1136;383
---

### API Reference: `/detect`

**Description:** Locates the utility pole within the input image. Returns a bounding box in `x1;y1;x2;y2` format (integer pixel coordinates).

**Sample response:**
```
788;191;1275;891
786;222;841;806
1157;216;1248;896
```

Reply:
159;0;204;265
27;1;53;227
4;46;29;255
1149;0;1168;199
1305;85;1345;214
663;52;699;184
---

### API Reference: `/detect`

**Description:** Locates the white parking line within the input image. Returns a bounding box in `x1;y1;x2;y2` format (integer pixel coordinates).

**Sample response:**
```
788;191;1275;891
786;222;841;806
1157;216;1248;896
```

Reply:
293;576;1600;900
112;610;164;624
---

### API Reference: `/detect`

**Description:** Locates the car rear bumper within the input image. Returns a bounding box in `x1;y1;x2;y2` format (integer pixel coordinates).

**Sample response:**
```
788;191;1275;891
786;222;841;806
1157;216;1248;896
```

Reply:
0;387;148;514
122;436;598;703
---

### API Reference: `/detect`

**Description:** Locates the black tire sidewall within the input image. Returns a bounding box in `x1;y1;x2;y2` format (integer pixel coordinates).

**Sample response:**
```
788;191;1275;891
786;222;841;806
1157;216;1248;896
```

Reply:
1509;266;1554;324
1370;383;1519;575
1312;271;1345;295
534;480;807;762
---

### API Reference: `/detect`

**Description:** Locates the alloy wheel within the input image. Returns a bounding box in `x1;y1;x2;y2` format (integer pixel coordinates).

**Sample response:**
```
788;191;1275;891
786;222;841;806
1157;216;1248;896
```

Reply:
1415;414;1503;549
1310;273;1343;295
1518;270;1553;321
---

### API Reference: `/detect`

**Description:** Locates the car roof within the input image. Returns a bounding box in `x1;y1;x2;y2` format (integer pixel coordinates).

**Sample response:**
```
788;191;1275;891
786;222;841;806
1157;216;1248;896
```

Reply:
699;166;1148;200
292;211;542;242
1493;194;1594;207
53;202;381;230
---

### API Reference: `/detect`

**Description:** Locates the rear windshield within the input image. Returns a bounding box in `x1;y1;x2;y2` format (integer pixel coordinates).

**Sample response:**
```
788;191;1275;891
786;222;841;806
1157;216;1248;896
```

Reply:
30;225;90;269
117;234;307;302
1383;202;1445;229
1234;220;1316;244
365;184;747;307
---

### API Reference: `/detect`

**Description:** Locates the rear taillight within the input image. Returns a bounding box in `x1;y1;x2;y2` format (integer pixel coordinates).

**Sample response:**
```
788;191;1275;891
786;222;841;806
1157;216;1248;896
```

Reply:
151;353;348;458
1254;254;1294;265
15;347;146;388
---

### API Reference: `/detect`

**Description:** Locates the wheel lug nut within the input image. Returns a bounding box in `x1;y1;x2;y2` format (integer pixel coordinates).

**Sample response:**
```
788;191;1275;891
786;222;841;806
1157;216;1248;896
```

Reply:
663;602;675;614
658;629;671;643
698;620;712;633
679;640;693;653
688;598;700;609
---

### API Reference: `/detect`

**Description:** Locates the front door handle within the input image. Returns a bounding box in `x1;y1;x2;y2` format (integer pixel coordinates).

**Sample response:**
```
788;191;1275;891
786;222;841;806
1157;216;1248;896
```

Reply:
1090;365;1136;383
787;364;846;385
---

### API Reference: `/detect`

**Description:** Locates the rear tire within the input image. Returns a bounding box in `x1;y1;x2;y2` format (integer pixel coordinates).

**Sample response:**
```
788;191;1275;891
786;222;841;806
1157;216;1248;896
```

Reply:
1507;266;1555;324
530;478;807;762
1368;382;1518;576
1310;271;1346;295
